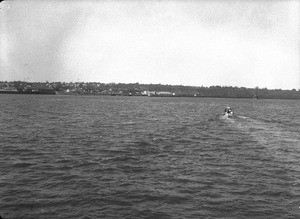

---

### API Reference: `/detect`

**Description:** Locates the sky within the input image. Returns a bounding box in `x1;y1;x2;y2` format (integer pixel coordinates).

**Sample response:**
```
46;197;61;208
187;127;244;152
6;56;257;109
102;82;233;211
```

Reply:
0;0;299;89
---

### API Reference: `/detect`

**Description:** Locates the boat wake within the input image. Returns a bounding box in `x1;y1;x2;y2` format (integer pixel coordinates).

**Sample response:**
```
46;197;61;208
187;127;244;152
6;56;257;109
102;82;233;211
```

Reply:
236;115;250;119
220;112;300;164
219;114;235;124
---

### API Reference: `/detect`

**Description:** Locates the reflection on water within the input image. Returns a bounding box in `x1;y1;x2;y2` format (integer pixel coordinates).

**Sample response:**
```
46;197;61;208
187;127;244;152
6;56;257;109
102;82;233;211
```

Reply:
0;95;300;218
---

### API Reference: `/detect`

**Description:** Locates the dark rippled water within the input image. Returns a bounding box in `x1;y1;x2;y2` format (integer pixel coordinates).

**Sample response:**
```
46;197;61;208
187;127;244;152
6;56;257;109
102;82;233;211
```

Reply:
0;94;300;218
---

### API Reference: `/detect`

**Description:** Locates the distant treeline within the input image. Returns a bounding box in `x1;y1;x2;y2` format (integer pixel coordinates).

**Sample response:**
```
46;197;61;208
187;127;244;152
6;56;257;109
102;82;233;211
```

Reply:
1;81;300;99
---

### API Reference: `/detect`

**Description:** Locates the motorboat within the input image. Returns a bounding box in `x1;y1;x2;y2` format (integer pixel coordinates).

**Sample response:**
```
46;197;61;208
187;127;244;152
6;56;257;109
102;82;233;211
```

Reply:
224;107;233;117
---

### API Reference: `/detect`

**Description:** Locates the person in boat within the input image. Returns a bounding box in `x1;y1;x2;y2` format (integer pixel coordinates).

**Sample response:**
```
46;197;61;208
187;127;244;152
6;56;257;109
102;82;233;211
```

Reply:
224;106;233;114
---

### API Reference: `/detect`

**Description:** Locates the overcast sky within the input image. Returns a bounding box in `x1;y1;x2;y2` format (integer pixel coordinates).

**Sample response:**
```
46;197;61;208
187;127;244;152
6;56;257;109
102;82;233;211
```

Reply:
0;0;299;89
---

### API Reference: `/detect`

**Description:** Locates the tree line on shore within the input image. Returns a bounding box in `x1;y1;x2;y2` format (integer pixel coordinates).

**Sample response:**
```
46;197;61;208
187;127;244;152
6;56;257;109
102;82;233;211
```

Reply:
1;81;300;99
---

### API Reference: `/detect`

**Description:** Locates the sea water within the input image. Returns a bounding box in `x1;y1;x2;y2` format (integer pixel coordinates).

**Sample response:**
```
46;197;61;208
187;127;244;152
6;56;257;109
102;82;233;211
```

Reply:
0;94;299;218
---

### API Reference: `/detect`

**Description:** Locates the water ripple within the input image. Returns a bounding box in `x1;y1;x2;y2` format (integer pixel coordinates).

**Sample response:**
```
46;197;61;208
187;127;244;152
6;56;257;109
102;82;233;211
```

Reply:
0;95;300;218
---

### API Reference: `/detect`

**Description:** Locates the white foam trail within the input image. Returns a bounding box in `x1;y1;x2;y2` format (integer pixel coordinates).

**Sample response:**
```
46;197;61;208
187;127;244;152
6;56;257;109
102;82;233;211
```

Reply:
237;115;249;119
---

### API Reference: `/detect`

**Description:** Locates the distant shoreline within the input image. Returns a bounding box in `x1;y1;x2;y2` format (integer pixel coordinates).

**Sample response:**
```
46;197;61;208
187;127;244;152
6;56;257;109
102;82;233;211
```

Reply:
1;81;300;99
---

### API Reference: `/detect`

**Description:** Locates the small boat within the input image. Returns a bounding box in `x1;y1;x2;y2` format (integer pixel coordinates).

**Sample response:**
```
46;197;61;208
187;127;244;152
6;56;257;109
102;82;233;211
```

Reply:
224;106;233;117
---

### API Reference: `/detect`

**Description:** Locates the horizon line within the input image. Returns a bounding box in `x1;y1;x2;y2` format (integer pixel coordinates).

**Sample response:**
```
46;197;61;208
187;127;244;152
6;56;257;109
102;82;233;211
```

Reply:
1;80;299;91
